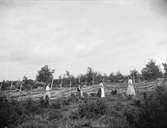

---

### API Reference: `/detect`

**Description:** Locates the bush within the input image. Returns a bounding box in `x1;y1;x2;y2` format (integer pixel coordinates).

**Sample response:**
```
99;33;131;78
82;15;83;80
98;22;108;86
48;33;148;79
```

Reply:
77;98;107;118
69;111;80;120
123;106;141;128
23;98;39;113
19;120;56;128
90;92;97;97
83;92;89;98
0;95;24;127
132;99;142;107
40;96;49;108
132;79;167;128
48;110;63;121
51;94;80;109
67;93;80;104
51;97;70;109
59;117;92;128
101;116;130;128
51;100;62;109
40;96;45;107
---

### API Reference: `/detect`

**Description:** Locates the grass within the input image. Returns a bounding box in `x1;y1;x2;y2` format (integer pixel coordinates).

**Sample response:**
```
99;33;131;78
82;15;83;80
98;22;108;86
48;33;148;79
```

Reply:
1;80;166;128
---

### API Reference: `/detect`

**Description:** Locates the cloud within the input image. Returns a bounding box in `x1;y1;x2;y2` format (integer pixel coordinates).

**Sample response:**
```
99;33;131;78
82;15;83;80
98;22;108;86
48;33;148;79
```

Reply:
74;40;102;58
0;0;167;80
0;48;66;65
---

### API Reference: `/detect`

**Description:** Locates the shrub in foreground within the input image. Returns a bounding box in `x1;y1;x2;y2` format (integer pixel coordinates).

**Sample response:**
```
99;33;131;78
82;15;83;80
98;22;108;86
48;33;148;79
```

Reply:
0;96;23;127
77;98;107;119
125;79;167;128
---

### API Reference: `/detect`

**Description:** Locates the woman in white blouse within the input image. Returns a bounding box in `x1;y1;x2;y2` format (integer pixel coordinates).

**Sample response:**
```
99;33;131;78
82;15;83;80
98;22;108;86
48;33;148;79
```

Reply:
126;76;136;96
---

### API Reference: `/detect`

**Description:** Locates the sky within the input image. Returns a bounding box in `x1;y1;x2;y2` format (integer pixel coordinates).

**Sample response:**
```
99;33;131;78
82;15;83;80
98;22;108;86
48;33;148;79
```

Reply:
0;0;167;80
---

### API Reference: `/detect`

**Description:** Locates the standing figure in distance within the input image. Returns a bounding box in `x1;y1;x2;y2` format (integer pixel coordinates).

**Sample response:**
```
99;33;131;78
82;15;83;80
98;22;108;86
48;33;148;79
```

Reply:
126;76;136;96
99;80;105;98
77;83;83;97
44;84;51;100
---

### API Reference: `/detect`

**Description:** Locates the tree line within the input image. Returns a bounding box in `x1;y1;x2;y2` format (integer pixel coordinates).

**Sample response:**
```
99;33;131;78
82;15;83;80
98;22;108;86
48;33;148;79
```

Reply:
1;59;167;90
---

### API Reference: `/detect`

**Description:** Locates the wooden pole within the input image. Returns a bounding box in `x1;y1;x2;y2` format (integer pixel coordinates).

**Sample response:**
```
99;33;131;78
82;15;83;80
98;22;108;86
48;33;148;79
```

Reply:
20;81;22;91
51;77;54;89
60;75;62;88
51;69;55;89
133;73;135;84
19;81;22;101
70;77;72;95
92;74;94;85
10;81;13;89
103;74;105;83
10;81;13;99
70;79;71;89
0;83;2;92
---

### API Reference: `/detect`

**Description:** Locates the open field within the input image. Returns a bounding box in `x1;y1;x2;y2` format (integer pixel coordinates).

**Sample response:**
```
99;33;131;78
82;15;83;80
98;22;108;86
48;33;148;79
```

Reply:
2;80;162;101
1;79;167;128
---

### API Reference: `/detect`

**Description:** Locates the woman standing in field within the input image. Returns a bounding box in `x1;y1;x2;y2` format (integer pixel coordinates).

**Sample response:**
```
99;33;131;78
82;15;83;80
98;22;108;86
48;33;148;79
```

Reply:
99;80;105;98
44;84;51;99
77;83;83;97
126;76;136;96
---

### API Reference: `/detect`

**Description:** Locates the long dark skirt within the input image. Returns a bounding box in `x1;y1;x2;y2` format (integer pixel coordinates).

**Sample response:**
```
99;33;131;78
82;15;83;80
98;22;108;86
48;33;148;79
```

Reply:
97;88;101;97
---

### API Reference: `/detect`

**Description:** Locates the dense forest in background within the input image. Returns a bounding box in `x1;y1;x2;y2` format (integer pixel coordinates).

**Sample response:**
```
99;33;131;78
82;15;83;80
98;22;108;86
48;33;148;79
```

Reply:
1;59;167;91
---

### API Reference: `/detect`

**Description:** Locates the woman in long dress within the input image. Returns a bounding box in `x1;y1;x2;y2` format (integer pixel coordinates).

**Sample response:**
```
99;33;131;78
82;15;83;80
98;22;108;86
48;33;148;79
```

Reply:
99;81;105;98
77;84;83;97
126;77;136;96
44;84;51;99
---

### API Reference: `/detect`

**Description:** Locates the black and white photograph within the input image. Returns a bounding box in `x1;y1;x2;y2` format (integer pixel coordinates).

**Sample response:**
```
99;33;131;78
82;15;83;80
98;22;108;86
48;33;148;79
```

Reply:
0;0;167;128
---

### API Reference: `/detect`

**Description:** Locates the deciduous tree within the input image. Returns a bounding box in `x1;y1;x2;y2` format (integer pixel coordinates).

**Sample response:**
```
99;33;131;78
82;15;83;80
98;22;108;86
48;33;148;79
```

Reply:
162;63;167;77
36;65;53;85
141;60;162;80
